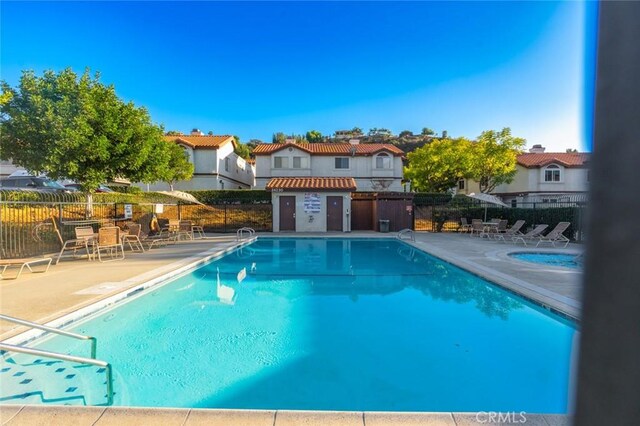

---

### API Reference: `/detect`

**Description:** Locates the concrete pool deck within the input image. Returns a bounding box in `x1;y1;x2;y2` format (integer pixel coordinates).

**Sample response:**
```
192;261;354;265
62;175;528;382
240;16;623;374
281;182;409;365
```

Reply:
0;231;580;425
0;405;571;425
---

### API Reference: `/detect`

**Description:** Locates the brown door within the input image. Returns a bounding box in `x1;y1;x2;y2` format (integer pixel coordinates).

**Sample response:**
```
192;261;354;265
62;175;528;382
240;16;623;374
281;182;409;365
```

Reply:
326;196;343;231
279;196;296;231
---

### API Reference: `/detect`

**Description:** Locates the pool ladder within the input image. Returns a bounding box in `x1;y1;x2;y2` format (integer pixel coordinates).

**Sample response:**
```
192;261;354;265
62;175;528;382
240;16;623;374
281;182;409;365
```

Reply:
397;228;416;242
236;227;256;241
0;314;114;405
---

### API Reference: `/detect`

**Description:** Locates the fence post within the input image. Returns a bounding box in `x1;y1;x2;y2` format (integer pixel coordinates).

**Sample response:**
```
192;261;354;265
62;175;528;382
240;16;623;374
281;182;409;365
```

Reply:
224;204;227;233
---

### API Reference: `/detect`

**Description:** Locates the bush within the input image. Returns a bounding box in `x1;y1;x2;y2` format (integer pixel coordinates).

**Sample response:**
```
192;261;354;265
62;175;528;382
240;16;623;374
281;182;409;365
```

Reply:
186;190;271;205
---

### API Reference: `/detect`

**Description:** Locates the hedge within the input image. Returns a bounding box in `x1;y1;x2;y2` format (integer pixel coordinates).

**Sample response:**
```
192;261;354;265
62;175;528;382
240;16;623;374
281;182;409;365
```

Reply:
186;190;271;205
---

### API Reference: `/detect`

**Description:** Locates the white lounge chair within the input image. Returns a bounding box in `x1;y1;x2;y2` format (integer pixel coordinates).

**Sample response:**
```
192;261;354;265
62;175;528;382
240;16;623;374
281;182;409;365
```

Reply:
513;224;548;246
536;222;572;248
495;220;526;242
0;256;52;280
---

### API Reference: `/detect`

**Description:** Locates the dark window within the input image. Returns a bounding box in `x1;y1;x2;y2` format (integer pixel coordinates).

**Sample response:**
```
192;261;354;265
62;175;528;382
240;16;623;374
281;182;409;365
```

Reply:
335;157;349;169
458;180;465;190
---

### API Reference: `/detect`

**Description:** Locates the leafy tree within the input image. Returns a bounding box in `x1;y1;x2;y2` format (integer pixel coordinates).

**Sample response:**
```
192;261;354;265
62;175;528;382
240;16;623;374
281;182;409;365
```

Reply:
207;131;214;136
165;130;183;136
421;127;435;136
468;128;525;193
351;127;363;136
233;136;251;159
368;127;392;137
305;130;323;143
272;132;286;143
0;68;172;191
404;137;473;192
161;143;194;191
399;130;413;138
566;148;578;153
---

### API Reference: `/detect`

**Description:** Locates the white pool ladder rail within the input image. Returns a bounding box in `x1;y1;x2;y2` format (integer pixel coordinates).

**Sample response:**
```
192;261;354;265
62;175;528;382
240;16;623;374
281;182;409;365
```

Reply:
236;227;256;241
397;228;416;242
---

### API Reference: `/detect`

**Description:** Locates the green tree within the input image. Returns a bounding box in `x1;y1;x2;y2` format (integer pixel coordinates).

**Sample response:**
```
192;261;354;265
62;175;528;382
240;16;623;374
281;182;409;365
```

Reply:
404;137;473;192
468;128;525;193
161;143;194;191
166;130;183;136
0;68;171;191
233;136;251;159
351;127;363;136
272;132;286;143
399;130;413;138
306;130;323;143
421;127;435;136
566;148;578;153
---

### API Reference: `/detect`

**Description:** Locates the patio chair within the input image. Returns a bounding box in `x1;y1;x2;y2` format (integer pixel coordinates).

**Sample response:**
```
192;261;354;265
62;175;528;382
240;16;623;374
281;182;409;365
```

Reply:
191;220;206;239
536;222;572;248
139;228;170;249
1;256;53;280
54;224;96;265
95;227;125;262
469;219;483;237
177;220;194;240
512;224;549;246
459;218;472;233
495;220;526;242
122;223;145;252
486;219;508;239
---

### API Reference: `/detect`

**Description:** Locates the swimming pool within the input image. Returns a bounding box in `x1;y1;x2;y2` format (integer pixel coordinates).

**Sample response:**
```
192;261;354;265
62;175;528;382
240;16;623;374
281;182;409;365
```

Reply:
510;252;582;269
1;238;577;413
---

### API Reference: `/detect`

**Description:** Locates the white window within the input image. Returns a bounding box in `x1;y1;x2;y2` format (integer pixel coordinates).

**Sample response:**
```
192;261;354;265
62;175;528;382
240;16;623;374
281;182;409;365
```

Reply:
544;165;561;182
225;157;230;172
335;157;349;169
274;156;288;168
293;157;308;169
376;153;391;169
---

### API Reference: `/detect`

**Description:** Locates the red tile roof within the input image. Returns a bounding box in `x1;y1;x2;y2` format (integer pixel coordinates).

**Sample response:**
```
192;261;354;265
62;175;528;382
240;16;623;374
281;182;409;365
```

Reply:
518;152;591;168
253;142;404;156
266;177;357;191
517;153;590;168
164;135;235;149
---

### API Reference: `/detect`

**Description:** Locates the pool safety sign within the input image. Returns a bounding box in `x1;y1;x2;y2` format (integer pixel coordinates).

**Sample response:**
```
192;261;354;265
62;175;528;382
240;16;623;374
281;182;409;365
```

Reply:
124;204;133;219
304;193;321;213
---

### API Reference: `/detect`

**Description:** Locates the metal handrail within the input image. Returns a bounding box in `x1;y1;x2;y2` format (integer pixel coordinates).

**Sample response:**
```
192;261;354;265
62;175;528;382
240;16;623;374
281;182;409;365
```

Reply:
0;314;97;359
397;228;416;242
236;227;255;241
0;343;113;405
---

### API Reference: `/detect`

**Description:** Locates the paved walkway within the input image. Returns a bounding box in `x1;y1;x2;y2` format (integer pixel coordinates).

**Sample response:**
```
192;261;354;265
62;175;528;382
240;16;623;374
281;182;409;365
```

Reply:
0;405;570;425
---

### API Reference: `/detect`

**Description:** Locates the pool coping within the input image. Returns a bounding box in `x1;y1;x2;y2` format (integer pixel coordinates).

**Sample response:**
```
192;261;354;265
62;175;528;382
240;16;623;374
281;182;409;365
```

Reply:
1;237;257;347
0;405;572;425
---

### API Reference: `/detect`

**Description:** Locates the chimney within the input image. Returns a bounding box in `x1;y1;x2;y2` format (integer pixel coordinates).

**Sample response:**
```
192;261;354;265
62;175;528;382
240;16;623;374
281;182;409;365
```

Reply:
191;128;204;136
348;139;360;145
529;144;546;153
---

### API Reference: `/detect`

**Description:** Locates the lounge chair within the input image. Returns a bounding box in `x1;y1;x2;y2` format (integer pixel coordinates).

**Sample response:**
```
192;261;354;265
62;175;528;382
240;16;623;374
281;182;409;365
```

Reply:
486;219;508;239
536;222;572;248
95;227;125;262
495;220;526;242
191;220;206;239
0;256;52;280
54;224;96;264
459;218;472;233
470;219;483;237
512;224;549;246
122;223;145;252
177;220;194;241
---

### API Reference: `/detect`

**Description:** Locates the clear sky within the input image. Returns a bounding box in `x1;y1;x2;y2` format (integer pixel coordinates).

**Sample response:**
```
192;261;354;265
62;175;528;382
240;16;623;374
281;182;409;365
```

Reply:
1;1;598;152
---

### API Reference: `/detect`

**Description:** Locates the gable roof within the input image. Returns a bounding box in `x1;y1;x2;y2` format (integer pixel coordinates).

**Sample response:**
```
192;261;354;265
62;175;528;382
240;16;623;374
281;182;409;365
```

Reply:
517;152;590;168
164;135;235;150
252;142;404;156
266;177;357;191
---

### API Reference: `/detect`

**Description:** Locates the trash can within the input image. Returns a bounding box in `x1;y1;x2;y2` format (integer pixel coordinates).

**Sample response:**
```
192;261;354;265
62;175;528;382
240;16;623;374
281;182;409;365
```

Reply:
379;219;390;233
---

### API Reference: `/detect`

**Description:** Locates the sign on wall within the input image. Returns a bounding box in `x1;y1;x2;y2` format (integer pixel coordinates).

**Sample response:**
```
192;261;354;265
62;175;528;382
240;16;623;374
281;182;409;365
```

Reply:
304;193;321;213
124;204;133;219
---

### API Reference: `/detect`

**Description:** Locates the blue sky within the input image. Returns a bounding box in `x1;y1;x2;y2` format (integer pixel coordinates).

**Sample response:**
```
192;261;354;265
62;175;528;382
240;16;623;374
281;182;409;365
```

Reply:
1;1;598;151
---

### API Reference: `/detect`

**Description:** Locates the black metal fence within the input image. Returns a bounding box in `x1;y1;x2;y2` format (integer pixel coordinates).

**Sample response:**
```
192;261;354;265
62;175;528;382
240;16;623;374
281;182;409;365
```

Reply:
414;195;588;242
0;190;272;259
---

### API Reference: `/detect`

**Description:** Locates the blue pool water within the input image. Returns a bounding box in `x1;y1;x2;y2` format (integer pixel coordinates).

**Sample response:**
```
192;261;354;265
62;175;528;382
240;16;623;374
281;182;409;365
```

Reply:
1;238;577;412
510;253;582;269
